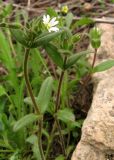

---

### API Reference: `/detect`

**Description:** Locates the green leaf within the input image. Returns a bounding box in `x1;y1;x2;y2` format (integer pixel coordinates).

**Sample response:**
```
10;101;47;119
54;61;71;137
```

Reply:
65;50;90;69
0;23;22;29
13;113;40;132
46;7;58;17
1;3;12;19
72;17;94;29
9;150;21;160
11;29;63;48
57;108;75;124
10;29;27;47
93;59;114;73
55;155;65;160
58;49;72;55
34;30;63;47
37;76;53;113
66;145;74;157
24;97;38;106
0;85;6;97
68;119;84;129
72;34;80;43
0;114;5;131
65;12;73;28
45;43;63;68
26;135;41;160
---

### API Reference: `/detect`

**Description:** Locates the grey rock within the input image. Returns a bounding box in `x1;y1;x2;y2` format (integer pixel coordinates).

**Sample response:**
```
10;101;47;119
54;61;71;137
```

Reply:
71;23;114;160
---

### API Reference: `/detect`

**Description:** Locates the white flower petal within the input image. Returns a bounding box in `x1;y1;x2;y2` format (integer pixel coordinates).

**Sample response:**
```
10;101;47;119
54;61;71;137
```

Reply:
43;15;50;24
50;17;59;27
47;15;50;22
43;15;47;23
49;27;59;32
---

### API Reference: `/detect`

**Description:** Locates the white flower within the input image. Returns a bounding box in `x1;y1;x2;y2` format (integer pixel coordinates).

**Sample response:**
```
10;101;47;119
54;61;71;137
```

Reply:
43;15;59;32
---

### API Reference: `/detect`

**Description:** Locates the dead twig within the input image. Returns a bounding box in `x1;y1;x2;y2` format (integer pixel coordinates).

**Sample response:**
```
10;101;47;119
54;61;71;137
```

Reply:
73;16;114;24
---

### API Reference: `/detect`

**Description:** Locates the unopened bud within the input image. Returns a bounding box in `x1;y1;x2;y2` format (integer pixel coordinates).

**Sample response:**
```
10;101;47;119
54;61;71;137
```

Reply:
89;27;101;49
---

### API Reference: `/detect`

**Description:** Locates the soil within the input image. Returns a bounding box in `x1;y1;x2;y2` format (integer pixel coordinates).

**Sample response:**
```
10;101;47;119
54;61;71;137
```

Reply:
7;0;114;18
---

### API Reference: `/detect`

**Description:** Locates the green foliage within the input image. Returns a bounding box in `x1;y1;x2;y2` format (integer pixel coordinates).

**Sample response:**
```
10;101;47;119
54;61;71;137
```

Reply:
0;2;113;160
26;135;42;160
55;155;65;160
13;113;40;132
65;50;90;69
37;76;53;113
65;12;74;28
0;85;6;97
57;108;75;124
45;43;64;68
111;0;114;3
92;60;114;73
11;28;63;48
24;76;53;113
0;3;12;19
46;7;58;17
72;17;94;30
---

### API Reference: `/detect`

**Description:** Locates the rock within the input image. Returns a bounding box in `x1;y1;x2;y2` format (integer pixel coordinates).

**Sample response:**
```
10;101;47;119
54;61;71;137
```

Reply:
71;23;114;160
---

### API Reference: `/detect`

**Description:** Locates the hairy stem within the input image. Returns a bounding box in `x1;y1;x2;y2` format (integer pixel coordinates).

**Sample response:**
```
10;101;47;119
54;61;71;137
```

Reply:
24;48;40;114
81;48;98;85
92;48;97;68
55;56;67;112
24;48;45;160
55;56;67;157
55;117;67;157
45;56;67;159
45;122;56;159
39;118;45;160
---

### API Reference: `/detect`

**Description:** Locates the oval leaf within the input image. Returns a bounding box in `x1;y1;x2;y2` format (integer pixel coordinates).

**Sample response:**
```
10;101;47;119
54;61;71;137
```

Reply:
65;50;90;69
65;12;73;28
46;7;58;17
26;135;42;160
13;113;40;132
34;30;63;47
57;108;75;124
37;76;53;113
72;17;94;30
93;59;114;73
45;43;63;68
55;155;65;160
10;29;28;47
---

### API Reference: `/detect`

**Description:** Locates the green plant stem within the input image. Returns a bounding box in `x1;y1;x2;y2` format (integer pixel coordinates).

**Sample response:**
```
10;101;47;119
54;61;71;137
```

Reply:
82;48;98;85
45;122;56;159
39;117;46;160
45;56;67;159
24;48;45;160
55;117;67;157
24;48;40;114
55;56;67;112
45;118;67;159
55;56;67;157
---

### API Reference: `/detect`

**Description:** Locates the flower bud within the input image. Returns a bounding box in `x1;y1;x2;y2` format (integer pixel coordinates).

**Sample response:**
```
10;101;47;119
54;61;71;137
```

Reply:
89;27;101;49
61;5;69;14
